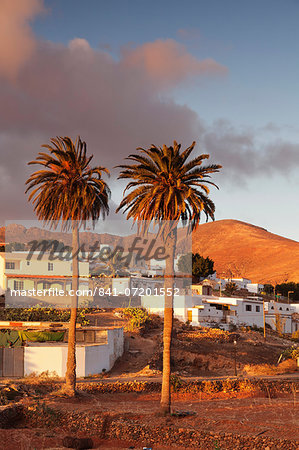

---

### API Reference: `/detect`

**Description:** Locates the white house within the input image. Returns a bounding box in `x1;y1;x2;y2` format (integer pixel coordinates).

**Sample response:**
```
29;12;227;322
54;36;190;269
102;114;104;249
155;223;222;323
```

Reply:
141;294;194;322
112;276;164;296
0;251;91;306
264;301;295;334
0;326;124;377
141;292;297;333
191;295;264;329
247;283;264;294
24;327;124;377
224;278;252;289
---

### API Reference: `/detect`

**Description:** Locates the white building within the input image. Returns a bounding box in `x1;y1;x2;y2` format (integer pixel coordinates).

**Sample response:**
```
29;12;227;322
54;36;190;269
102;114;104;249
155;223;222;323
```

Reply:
224;278;252;289
141;294;193;322
113;276;164;296
1;251;89;289
0;251;91;306
0;326;124;378
264;301;295;334
24;327;124;377
247;283;264;294
142;293;296;333
191;295;264;329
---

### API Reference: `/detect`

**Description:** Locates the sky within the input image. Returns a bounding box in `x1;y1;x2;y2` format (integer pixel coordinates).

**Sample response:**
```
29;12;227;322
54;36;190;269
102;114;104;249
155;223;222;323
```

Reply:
0;0;299;241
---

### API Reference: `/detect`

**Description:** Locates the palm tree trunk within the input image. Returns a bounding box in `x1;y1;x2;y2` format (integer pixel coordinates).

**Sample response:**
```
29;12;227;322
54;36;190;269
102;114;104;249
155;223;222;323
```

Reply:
65;221;79;395
160;226;177;414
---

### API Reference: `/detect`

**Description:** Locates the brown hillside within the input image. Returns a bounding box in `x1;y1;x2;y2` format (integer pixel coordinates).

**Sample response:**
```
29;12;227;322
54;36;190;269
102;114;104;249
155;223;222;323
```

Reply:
190;219;299;284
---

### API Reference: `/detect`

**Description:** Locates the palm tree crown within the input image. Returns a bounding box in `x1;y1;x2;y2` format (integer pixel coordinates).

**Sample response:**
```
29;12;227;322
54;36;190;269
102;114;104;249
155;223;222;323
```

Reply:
25;136;110;226
116;141;221;228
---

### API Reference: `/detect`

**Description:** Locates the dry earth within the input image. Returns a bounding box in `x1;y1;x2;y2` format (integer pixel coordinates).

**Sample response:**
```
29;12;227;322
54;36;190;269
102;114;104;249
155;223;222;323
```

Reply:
190;219;299;283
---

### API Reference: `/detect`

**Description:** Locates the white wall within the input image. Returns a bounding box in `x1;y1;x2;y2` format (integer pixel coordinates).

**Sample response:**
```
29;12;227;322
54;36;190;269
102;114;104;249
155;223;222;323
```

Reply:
291;303;299;313
192;295;264;328
112;278;130;295
0;254;5;290
265;301;294;333
247;283;264;293
143;293;296;332
141;295;193;321
24;327;124;377
5;252;89;277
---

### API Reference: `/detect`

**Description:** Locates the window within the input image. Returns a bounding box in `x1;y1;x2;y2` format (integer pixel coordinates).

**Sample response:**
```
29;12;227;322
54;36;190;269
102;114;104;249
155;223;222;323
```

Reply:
27;261;30;266
256;306;260;312
286;308;289;311
14;280;24;290
279;307;282;311
48;262;54;271
43;282;51;290
245;304;252;312
6;262;15;269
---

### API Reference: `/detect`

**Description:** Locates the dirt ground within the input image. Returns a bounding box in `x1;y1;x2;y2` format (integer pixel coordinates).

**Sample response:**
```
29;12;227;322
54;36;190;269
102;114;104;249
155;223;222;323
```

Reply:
0;309;298;449
87;310;298;379
0;390;298;449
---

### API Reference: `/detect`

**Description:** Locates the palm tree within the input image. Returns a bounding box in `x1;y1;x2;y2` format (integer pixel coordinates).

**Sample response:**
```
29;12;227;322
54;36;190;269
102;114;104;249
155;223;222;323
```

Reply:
117;141;221;413
25;136;110;395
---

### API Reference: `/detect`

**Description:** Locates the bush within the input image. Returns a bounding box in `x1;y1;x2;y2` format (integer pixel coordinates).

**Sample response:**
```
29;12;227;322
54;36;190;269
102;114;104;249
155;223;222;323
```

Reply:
0;307;89;325
280;345;299;361
170;373;184;392
121;308;151;332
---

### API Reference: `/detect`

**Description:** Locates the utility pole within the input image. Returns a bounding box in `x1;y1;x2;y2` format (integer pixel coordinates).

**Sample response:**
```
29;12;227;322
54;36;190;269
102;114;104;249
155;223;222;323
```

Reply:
288;291;294;304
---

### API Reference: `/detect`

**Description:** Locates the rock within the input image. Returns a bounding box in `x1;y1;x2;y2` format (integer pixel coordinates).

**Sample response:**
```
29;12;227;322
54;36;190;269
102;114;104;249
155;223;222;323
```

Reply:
62;436;93;449
0;404;23;428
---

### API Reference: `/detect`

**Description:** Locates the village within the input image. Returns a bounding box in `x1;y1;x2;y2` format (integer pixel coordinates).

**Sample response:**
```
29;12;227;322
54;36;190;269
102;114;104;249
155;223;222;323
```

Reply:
0;245;298;379
0;243;298;449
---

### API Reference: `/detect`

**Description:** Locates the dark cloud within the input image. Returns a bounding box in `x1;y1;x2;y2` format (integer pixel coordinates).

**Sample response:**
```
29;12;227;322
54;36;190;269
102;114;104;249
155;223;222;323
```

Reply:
0;1;298;224
201;120;299;181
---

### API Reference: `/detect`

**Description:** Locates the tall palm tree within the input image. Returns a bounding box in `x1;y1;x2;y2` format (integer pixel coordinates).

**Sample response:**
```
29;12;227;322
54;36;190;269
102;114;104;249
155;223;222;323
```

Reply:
117;141;221;413
25;136;110;395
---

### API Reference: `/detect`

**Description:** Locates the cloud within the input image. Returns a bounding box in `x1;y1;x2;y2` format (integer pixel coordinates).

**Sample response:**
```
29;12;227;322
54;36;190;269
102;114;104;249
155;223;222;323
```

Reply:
0;37;209;222
121;39;227;88
68;38;92;53
0;12;298;224
0;0;44;81
201;119;299;182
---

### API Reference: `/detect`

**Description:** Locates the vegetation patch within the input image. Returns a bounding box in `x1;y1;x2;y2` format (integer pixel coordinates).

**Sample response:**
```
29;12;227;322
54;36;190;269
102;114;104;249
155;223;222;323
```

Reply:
0;307;90;325
116;308;152;333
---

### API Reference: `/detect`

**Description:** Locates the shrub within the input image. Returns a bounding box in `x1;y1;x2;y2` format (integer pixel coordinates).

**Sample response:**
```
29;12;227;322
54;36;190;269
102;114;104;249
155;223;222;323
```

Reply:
280;345;299;361
170;373;184;392
0;307;89;325
121;308;151;332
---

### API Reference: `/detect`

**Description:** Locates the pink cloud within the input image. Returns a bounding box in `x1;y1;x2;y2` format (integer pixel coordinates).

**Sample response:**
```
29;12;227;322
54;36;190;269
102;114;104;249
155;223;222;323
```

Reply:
121;39;227;88
0;0;44;81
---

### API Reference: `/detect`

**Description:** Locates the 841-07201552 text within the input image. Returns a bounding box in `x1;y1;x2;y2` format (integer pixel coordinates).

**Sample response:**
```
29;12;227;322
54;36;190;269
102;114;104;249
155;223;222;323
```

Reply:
95;287;180;297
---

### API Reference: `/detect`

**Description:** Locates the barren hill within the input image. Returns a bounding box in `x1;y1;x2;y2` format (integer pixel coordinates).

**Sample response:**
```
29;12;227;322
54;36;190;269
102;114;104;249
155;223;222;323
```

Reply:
190;219;299;284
